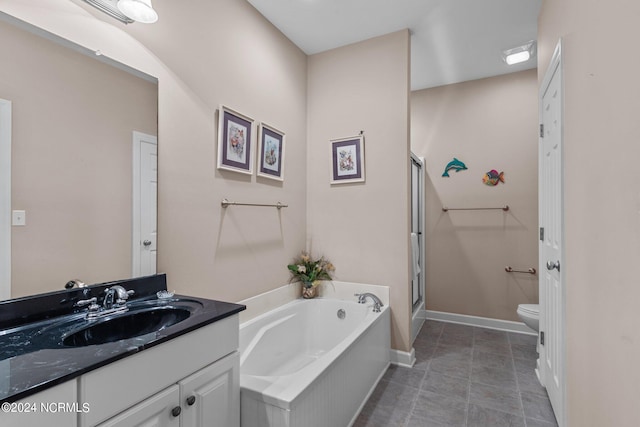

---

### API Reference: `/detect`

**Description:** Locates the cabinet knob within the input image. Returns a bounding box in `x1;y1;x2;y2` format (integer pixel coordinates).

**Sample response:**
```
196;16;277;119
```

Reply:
171;406;182;417
186;395;196;406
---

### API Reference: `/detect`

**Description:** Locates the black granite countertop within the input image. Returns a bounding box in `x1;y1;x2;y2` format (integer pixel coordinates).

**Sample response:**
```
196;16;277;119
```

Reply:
0;274;245;403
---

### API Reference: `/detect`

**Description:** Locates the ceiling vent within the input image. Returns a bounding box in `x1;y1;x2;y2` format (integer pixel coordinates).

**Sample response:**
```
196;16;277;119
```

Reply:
82;0;134;24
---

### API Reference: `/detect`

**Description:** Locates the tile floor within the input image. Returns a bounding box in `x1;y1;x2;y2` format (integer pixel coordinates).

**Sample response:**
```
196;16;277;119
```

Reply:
354;320;559;427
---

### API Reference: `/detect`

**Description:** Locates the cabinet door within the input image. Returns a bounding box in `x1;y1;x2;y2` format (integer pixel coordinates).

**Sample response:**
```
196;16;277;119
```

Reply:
97;385;180;427
180;352;239;427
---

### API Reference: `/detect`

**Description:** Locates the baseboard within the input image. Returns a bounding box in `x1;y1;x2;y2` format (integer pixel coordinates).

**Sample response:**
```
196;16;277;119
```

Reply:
411;304;427;343
390;348;416;368
425;310;537;336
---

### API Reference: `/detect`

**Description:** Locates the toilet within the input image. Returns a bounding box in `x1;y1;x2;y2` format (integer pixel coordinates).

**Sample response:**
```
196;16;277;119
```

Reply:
517;304;539;332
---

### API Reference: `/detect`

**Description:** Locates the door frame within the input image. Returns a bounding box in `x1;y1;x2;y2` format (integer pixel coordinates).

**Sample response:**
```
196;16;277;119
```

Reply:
538;39;566;427
0;99;11;300
132;131;157;277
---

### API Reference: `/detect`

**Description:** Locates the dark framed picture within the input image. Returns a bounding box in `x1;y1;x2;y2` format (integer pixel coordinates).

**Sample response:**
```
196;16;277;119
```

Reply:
330;135;365;184
217;105;254;175
257;123;285;181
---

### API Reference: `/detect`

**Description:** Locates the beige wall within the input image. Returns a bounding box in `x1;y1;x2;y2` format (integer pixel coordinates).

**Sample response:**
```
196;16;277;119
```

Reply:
307;31;412;352
0;0;307;303
539;0;640;425
411;70;539;321
0;19;157;296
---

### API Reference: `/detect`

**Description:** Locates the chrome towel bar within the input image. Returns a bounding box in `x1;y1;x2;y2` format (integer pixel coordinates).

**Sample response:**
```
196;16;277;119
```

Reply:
221;199;288;209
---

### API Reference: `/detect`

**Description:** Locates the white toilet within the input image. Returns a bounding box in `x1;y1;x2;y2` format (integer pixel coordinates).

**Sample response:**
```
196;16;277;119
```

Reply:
517;304;539;332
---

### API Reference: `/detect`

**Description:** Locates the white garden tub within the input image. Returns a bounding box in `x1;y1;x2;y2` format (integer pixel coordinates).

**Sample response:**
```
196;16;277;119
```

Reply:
240;298;390;427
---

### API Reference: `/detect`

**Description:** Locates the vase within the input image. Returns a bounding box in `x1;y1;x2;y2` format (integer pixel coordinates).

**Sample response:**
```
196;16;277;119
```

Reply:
301;281;318;299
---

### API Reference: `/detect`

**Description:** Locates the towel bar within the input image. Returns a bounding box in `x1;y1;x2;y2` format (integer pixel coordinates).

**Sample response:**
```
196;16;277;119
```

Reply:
221;199;288;209
505;266;536;275
442;205;509;212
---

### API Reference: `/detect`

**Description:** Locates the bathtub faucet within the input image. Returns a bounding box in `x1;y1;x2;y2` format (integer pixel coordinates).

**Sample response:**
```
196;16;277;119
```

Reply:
354;293;384;313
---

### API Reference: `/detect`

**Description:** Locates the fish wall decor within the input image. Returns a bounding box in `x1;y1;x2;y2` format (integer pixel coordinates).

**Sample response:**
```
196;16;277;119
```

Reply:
442;158;468;177
483;170;505;186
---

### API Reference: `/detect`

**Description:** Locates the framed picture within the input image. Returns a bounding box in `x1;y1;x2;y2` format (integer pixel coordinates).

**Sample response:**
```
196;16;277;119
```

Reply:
330;135;365;184
217;105;254;174
257;123;285;181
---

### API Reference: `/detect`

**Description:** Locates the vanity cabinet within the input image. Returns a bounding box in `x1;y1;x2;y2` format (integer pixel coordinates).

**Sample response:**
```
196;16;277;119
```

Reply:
0;380;78;427
97;352;239;427
81;314;240;427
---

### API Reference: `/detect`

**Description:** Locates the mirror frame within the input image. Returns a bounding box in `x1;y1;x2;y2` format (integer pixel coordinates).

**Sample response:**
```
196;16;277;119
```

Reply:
0;98;10;300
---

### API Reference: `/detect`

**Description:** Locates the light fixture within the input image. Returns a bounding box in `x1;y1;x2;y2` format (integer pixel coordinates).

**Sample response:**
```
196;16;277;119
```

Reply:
117;0;158;24
503;41;536;65
82;0;133;24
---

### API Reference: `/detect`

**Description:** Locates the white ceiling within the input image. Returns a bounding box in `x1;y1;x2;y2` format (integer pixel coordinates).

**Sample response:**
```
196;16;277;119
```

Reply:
246;0;542;91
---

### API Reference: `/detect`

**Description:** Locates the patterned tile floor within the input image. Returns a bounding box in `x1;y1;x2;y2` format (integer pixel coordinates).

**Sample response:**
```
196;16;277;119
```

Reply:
354;320;559;427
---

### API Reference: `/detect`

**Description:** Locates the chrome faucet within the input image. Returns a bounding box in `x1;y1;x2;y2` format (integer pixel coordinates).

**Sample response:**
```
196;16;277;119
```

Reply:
354;293;384;312
75;285;134;319
103;285;134;309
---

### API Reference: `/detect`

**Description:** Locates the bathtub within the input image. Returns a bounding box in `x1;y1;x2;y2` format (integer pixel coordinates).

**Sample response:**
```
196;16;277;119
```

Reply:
240;298;390;427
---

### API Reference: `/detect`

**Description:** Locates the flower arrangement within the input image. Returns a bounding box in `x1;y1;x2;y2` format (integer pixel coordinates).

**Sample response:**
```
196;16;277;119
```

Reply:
287;252;335;289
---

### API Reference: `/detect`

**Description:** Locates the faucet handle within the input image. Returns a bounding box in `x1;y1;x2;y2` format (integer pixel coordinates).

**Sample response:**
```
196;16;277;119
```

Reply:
75;297;101;314
76;297;97;307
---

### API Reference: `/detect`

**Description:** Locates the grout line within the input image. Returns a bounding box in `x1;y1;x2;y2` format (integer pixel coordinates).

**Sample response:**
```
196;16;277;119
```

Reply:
403;320;442;427
465;328;478;426
509;332;529;426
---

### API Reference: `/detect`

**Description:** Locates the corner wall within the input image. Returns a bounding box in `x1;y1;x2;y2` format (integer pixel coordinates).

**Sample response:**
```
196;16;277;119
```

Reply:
411;70;539;322
539;0;640;425
307;30;412;351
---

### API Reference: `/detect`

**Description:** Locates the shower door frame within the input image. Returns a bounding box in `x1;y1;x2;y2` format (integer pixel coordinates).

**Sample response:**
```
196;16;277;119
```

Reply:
410;153;426;342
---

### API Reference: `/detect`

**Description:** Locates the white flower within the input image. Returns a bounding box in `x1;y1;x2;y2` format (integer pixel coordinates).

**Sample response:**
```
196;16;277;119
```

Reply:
297;265;306;273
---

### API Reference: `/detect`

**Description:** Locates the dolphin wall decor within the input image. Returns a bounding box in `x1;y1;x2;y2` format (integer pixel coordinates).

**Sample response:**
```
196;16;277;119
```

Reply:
442;158;468;177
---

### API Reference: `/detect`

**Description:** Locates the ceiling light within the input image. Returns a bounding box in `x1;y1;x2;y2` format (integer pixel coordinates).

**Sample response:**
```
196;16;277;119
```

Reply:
503;41;536;65
82;0;134;24
117;0;158;24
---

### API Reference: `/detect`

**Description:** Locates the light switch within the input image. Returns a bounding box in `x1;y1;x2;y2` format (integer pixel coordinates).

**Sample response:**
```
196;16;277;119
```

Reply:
12;210;26;226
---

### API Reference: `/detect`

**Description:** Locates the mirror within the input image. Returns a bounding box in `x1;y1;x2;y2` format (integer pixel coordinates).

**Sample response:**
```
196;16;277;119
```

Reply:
0;15;158;300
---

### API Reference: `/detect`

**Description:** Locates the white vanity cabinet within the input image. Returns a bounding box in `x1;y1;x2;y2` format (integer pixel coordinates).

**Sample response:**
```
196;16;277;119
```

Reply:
81;314;240;427
96;352;239;427
0;380;78;427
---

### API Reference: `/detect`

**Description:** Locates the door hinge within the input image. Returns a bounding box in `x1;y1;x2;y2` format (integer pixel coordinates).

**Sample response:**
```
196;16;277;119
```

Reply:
539;227;544;241
540;331;545;345
539;124;544;138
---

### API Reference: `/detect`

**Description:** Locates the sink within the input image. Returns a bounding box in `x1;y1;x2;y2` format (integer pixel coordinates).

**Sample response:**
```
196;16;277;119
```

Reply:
1;297;204;355
62;306;191;347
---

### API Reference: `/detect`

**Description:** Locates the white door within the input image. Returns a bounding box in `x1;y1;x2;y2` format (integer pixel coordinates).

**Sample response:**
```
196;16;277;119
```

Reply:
133;131;158;277
539;41;565;426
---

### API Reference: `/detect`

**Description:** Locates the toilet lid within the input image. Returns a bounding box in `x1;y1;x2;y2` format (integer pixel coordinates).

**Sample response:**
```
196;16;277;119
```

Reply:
518;304;539;315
